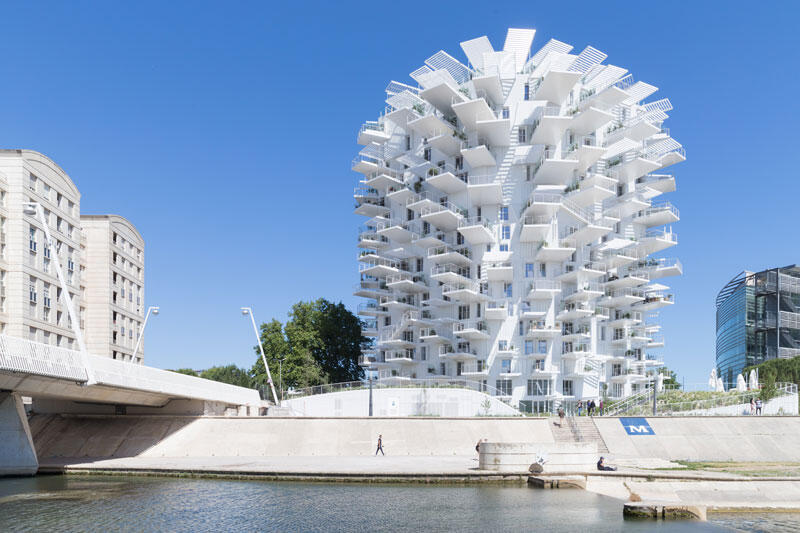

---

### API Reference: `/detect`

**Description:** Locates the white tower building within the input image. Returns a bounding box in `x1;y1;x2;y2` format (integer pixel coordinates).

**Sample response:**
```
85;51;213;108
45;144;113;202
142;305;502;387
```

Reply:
354;28;684;413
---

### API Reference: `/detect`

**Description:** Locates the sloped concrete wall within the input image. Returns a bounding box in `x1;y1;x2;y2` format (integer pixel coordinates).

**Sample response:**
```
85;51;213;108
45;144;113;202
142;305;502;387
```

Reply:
282;388;519;417
0;393;38;475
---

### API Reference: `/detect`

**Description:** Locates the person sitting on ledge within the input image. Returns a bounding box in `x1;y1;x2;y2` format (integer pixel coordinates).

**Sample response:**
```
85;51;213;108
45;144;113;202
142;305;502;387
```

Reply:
597;457;617;471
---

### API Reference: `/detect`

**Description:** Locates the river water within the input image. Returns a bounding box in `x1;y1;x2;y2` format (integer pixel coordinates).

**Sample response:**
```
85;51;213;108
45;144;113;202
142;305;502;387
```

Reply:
0;475;798;532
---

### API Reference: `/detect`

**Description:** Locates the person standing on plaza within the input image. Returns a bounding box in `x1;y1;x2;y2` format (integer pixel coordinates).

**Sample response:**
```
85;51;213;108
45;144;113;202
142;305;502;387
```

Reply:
375;434;385;456
599;399;604;416
755;398;762;416
750;397;755;415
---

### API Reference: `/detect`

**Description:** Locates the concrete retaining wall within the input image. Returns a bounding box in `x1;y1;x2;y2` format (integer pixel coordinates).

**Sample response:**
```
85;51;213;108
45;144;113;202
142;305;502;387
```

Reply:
282;388;519;417
0;393;38;475
479;442;597;472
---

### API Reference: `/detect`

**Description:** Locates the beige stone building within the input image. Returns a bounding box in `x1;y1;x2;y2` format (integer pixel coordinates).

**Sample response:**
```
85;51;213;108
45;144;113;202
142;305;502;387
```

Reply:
81;215;145;363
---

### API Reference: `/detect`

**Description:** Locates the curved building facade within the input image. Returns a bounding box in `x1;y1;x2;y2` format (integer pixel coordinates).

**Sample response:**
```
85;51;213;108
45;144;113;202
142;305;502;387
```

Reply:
353;28;684;410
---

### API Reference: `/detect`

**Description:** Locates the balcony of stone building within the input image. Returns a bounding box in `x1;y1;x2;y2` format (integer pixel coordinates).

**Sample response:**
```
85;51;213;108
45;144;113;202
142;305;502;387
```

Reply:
527;280;561;300
485;301;510;320
530;105;571;146
498;358;523;378
475;115;511;147
600;287;646;308
419;199;467;232
534;239;575;263
530;69;582;106
562;282;604;303
353;280;391;300
427;244;472;267
525;320;561;338
431;262;472;285
485;261;513;282
633;202;680;228
439;343;479;361
421;162;468;194
357;302;389;317
380;294;419;312
561;343;591;360
603;270;650;290
634;291;674;311
363;169;404;192
460;360;490;377
636;174;675;195
453;319;490;341
441;281;488;303
452;97;495;131
375;218;418;244
466;174;503;205
353;188;389;218
564;173;616;207
520;215;552;242
358;256;406;278
386;273;429;293
458;215;494;245
460;139;496;168
557;261;606;283
532;148;580;186
357;121;391;146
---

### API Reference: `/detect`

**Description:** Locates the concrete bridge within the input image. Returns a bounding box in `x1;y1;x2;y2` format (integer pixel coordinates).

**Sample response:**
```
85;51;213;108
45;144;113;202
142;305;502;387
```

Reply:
0;334;261;475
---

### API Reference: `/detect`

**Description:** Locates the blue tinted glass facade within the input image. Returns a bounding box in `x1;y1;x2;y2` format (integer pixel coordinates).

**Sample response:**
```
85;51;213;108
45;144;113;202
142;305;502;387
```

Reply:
716;283;755;389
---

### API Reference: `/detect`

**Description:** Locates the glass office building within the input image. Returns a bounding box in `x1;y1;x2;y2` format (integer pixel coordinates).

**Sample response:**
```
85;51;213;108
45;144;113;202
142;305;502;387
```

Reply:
716;265;800;388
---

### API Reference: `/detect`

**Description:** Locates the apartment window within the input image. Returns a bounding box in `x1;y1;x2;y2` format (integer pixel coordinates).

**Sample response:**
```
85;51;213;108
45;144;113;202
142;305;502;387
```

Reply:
423;147;431;161
539;263;546;277
528;379;551;396
538;340;547;354
416;258;423;272
405;135;411;151
523;84;530;100
455;155;463;171
518;321;524;336
458;305;470;320
440;363;446;376
43;284;51;308
504;282;512;298
498;340;508;351
500;206;508;221
525;263;534;278
476;265;481;278
600;327;606;341
501;225;510;240
524;340;534;355
28;174;37;191
406;208;414;221
526;165;532;181
456;232;464;245
29;228;37;252
499;243;509;252
496;379;512;396
501;359;511;373
612;363;622;377
420;346;427;361
517;127;526;143
562;380;574;396
29;278;37;303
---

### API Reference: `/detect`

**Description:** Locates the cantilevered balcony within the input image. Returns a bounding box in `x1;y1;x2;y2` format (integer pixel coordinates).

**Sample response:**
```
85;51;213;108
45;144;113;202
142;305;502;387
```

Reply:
533;149;580;186
561;344;591;360
419;80;468;115
569;106;614;136
534;240;576;262
467;174;503;205
460;140;496;167
441;281;488;303
498;358;523;378
427;245;472;266
386;273;428;293
578;82;629;112
557;303;595;321
358;257;404;277
564;174;616;206
634;292;674;311
485;301;509;320
636;174;675;195
358;302;389;317
600;288;645;308
557;262;606;283
385;351;417;364
604;271;649;290
606;152;661;181
530;70;582;105
428;128;463;157
439;343;478;361
633;202;680;227
561;325;591;342
411;230;448;249
525;321;561;338
420;201;467;231
458;216;494;245
407;113;455;139
471;73;504;106
520;215;551;242
353;280;390;299
521;302;550;319
527;280;561;299
353;188;389;217
633;257;682;280
453;319;490;340
419;327;451;343
560;221;613;246
423;164;468;194
357;230;389;250
565;137;607;173
562;283;604;303
364;170;404;192
486;261;513;282
375;219;416;243
634;228;678;255
605;120;661;146
460;361;490;377
381;294;419;312
430;263;472;284
357;121;391;145
523;193;561;218
530;106;571;146
475;117;511;146
453;97;495;130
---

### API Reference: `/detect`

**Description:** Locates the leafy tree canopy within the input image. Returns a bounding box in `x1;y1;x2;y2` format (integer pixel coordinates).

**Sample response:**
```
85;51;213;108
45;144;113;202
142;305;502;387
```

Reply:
170;368;199;377
200;364;254;388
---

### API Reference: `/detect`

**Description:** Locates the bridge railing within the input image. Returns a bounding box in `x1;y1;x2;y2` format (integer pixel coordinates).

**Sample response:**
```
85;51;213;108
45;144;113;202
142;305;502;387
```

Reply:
0;335;87;381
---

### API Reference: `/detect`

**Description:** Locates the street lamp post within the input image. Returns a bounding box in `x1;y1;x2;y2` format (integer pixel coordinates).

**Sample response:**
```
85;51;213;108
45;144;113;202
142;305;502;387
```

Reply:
277;356;285;402
132;306;159;362
23;202;96;384
241;307;279;405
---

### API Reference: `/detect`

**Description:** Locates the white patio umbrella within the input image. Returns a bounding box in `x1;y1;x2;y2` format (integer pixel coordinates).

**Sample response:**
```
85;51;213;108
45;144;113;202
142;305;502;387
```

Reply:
716;377;725;392
656;372;664;393
708;368;718;390
736;374;747;392
749;369;759;390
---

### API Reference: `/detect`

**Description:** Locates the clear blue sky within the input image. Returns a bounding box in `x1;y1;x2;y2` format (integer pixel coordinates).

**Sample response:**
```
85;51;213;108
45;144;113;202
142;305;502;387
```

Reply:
1;1;798;387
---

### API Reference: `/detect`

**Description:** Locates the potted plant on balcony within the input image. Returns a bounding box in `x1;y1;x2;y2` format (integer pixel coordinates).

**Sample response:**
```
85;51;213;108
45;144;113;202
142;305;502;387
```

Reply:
428;167;440;177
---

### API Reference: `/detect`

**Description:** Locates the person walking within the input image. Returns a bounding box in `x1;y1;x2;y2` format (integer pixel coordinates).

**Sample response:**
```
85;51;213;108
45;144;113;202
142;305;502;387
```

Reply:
577;401;583;416
375;434;385;456
599;399;604;416
750;397;755;415
755;398;762;416
557;407;565;426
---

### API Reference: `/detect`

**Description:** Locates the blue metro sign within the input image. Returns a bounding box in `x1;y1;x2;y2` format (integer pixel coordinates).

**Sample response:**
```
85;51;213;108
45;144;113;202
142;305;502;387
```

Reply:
620;417;655;435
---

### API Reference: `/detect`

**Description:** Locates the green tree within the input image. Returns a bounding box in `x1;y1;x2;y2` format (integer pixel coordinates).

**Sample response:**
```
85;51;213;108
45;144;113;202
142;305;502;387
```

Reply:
200;364;254;388
658;367;682;389
251;318;324;391
170;368;199;377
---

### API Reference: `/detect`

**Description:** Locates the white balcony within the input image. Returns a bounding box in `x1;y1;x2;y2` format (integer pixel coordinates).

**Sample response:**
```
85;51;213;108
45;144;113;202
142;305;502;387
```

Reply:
407;190;444;212
427;246;472;266
557;262;606;282
381;295;418;312
532;70;582;104
424;166;468;194
560;222;613;245
521;302;550;319
452;98;495;130
530;106;571;146
385;187;415;205
430;263;471;285
441;282;488;303
634;293;674;311
428;129;463;157
385;351;417;364
635;228;678;255
636;174;675;195
439;344;478;361
357;231;389;250
351;156;381;176
601;288;645;308
407;113;455;139
353;197;389;218
471;73;504;106
604;271;649;290
420;202;466;231
486;261;513;282
358;302;388;317
534;242;576;262
375;219;415;243
520;215;551;242
475;118;511;146
411;231;448;249
607;153;661;181
419;81;468;115
527;280;561;300
498;358;523;377
419;328;450;343
357;121;391;145
561;346;591;360
458;216;494;245
525;322;561;338
460;143;496;167
565;174;616;206
580;84;628;111
460;362;490;376
561;328;591;342
633;202;680;227
523;193;561;218
570;106;615;136
353;281;390;299
359;258;402;277
534;150;580;186
386;273;428;293
566;141;606;173
364;172;403;192
635;257;682;280
563;283;604;303
467;174;503;205
485;302;509;320
557;304;595;321
453;320;490;340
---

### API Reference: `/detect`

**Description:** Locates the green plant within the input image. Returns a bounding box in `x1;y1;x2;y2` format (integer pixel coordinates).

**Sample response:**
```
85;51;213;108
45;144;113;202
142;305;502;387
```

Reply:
428;167;440;177
413;179;422;192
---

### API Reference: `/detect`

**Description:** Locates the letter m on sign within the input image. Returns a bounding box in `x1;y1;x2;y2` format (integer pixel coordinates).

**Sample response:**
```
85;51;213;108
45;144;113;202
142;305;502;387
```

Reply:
620;417;654;436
